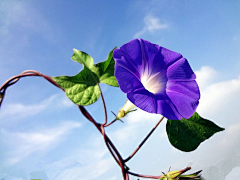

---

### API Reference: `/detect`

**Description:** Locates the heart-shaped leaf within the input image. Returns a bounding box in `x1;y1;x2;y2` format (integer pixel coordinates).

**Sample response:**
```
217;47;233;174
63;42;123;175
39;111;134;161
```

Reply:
52;47;118;106
166;112;224;152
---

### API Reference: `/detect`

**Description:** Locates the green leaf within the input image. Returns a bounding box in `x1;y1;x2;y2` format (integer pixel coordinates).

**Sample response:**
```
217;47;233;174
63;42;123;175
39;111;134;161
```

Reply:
102;46;116;72
166;112;224;152
52;48;118;106
72;49;94;68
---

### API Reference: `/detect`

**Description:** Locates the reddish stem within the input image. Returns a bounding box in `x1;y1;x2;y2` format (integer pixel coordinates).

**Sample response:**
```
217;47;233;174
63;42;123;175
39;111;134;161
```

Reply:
124;116;165;162
98;83;108;125
0;71;167;180
78;105;128;179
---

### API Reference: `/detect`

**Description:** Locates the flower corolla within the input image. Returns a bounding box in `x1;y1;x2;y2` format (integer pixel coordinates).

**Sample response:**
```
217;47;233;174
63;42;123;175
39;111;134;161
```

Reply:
113;39;200;120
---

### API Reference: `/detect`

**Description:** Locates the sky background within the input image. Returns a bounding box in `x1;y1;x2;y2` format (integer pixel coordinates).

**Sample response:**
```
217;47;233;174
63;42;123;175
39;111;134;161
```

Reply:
0;0;240;180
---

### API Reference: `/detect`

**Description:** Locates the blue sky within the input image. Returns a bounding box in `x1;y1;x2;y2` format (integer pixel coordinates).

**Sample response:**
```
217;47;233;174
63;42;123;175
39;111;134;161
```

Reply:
0;0;240;179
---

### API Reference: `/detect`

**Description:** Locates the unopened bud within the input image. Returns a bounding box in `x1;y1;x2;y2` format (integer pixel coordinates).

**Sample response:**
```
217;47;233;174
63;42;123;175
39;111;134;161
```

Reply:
117;100;136;119
159;167;202;180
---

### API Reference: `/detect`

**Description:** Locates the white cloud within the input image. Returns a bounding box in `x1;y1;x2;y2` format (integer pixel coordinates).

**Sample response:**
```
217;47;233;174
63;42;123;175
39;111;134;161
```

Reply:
0;94;73;120
195;66;240;120
1;121;81;165
2;66;240;180
109;109;162;145
220;123;240;155
127;108;161;124
43;133;117;180
164;66;240;179
183;122;240;180
55;158;114;180
108;66;240;179
225;166;240;180
195;66;217;88
134;15;168;38
106;177;117;180
106;66;240;180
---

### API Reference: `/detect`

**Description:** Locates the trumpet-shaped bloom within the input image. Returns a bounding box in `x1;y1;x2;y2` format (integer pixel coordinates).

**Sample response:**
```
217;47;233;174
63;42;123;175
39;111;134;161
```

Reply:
113;39;200;120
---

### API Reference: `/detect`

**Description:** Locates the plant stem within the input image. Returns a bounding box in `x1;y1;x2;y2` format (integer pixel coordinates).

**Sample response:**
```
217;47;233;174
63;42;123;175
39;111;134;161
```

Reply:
98;83;108;125
0;71;167;180
78;105;128;179
124;116;165;162
0;71;64;108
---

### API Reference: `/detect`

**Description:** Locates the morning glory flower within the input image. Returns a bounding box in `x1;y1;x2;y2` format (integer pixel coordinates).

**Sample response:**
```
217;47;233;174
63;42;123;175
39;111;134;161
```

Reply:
113;39;200;120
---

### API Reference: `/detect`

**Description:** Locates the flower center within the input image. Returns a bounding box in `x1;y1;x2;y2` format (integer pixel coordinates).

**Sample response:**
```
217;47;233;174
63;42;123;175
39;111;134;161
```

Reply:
141;71;165;94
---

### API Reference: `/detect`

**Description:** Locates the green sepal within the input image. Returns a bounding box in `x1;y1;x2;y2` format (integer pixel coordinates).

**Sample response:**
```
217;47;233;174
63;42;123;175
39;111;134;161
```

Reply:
166;112;224;152
52;47;118;106
159;167;202;180
179;170;202;179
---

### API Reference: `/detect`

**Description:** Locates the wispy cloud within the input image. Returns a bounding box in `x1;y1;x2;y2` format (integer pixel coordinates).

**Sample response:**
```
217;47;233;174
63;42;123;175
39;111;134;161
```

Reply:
195;67;240;118
53;158;114;180
110;66;240;179
225;166;240;179
0;94;73;120
134;15;168;38
43;134;116;180
168;121;240;179
1;121;81;165
109;109;161;144
2;66;240;179
195;66;218;88
193;122;240;179
166;66;240;179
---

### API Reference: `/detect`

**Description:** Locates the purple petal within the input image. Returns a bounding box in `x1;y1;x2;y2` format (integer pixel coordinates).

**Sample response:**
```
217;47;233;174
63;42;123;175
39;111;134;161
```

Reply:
167;58;196;81
127;89;157;113
155;97;182;120
166;81;200;119
139;39;183;76
115;65;143;93
113;49;141;80
139;39;164;76
117;39;144;73
158;47;183;67
167;81;200;99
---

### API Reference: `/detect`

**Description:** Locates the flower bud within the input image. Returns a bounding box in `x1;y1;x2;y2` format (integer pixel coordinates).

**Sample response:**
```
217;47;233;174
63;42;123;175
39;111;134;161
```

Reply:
117;100;136;119
159;167;202;180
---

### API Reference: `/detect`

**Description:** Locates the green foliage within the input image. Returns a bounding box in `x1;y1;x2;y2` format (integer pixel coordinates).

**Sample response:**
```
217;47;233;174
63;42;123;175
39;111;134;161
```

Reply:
52;48;118;106
166;112;224;152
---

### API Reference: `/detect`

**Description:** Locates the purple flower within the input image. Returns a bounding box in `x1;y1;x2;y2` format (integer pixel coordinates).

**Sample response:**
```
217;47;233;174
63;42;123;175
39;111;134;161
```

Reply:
113;39;200;120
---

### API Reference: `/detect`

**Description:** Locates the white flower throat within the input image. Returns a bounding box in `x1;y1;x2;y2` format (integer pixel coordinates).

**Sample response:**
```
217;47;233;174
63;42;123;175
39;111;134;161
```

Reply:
141;68;165;94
